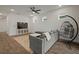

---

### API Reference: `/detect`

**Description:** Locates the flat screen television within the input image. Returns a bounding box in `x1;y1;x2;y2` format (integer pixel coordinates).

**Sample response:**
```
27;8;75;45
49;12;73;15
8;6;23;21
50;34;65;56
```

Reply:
17;22;28;29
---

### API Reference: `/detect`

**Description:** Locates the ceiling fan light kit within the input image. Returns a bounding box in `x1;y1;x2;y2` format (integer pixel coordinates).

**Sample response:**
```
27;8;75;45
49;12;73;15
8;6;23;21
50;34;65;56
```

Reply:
30;6;41;14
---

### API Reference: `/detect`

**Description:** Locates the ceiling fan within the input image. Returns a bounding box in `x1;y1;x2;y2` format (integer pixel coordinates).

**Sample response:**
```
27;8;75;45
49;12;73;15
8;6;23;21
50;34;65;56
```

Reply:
30;6;41;14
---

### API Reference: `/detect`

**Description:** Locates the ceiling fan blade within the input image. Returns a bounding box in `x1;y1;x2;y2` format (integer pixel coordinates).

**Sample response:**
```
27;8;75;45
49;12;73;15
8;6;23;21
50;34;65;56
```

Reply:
36;9;41;11
35;11;40;14
32;10;39;14
30;6;41;14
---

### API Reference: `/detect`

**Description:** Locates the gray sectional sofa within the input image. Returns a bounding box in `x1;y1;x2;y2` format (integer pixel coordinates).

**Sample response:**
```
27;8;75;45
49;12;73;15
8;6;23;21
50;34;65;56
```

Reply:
29;31;58;54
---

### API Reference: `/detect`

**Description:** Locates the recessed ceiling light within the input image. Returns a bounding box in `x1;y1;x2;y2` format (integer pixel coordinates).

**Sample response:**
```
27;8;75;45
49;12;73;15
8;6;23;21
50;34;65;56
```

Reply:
33;12;35;14
58;5;62;7
10;9;15;12
0;13;3;15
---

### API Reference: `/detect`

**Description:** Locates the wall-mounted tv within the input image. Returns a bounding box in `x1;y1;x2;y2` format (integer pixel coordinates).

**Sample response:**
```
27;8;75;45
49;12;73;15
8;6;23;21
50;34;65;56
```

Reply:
17;22;28;29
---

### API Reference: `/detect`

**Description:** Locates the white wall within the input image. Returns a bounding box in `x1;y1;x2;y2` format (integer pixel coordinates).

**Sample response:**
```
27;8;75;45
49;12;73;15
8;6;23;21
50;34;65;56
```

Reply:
0;18;8;32
35;6;79;31
7;13;31;36
0;15;8;32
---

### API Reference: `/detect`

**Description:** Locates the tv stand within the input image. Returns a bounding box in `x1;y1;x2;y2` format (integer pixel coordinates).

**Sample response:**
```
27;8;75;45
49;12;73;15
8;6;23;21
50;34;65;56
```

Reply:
17;29;28;35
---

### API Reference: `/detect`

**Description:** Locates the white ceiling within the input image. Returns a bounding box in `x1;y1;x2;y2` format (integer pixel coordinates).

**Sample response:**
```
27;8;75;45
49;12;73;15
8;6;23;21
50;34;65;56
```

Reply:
0;5;60;15
0;5;76;15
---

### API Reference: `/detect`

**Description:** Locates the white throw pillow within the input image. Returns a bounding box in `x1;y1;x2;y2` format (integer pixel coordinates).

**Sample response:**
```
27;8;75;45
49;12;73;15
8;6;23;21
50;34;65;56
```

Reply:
43;32;51;41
